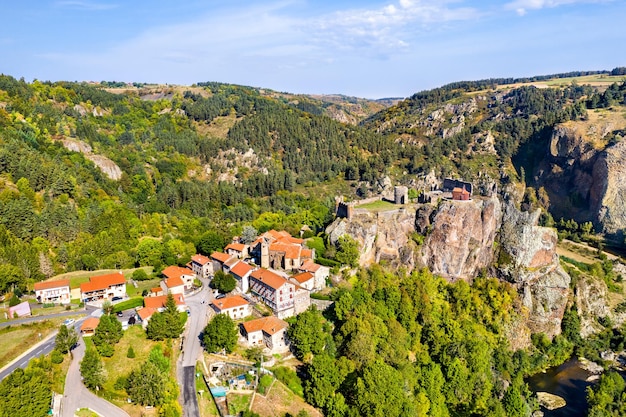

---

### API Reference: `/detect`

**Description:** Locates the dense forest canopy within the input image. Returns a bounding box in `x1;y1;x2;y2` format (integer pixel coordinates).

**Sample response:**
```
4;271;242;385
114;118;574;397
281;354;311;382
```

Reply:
0;71;624;291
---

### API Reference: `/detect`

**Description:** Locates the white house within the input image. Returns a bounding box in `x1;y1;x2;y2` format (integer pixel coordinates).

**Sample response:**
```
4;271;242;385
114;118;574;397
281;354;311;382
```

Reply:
34;279;71;305
210;295;251;320
80;272;126;303
229;261;254;292
162;265;195;291
298;260;329;292
240;316;289;354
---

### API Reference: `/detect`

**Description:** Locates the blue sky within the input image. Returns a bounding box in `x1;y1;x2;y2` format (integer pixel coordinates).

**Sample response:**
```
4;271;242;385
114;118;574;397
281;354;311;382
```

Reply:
1;0;624;98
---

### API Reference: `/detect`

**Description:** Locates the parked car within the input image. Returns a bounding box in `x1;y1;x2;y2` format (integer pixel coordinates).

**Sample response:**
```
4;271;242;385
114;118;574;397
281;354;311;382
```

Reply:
112;296;123;302
116;311;123;317
63;318;75;326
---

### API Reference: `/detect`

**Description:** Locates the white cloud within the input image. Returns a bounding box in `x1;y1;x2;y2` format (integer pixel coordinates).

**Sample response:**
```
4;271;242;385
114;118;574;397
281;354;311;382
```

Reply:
54;1;118;11
310;0;479;56
504;0;610;16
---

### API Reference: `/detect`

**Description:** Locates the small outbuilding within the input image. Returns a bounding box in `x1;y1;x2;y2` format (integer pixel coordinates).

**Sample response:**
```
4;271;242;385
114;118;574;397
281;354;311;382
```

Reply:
8;301;31;318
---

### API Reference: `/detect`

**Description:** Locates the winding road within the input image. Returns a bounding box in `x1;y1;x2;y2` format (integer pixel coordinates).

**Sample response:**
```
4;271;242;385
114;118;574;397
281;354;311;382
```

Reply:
61;335;130;417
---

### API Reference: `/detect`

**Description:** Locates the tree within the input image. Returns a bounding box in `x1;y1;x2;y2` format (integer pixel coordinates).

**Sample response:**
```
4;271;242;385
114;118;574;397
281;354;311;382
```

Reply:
355;361;414;417
92;314;123;357
80;348;104;390
335;235;359;267
55;324;78;354
287;308;326;360
0;367;51;417
211;270;236;293
126;361;166;406
136;238;163;267
203;314;237;353
196;231;225;255
147;293;184;340
101;300;114;315
132;269;149;281
240;226;258;244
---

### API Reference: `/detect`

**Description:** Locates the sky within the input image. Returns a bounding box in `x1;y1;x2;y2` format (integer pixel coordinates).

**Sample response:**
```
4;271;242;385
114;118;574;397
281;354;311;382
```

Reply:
1;0;625;98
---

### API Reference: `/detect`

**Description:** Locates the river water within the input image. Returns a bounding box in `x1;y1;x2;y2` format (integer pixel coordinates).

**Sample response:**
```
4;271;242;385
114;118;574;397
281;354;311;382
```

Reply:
526;358;594;417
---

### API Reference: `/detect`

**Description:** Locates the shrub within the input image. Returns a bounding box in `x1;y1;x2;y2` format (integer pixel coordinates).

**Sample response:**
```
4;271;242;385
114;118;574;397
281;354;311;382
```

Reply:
272;366;303;397
50;349;64;364
132;269;149;281
127;346;136;358
257;374;273;395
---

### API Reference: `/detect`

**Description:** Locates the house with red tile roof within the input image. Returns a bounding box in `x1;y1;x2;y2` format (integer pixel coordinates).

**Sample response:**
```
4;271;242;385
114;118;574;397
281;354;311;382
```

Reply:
162;265;195;290
210;295;251;320
80;272;126;303
160;275;185;295
149;287;164;297
229;261;254;292
210;251;236;275
240;316;289;354
138;294;186;328
249;230;314;271
291;272;316;291
34;279;71;305
225;242;248;259
298;260;329;292
143;294;186;310
191;254;213;279
80;317;100;336
249;268;309;319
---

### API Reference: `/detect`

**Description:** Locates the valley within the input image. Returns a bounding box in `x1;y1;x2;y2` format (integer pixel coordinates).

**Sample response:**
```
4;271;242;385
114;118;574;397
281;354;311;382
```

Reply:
1;69;626;417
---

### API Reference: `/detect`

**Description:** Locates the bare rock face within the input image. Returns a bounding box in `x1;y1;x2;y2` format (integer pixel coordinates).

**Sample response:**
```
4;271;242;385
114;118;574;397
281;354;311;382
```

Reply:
591;139;626;240
576;275;610;338
325;208;417;271
498;203;570;338
417;196;501;281
59;138;122;180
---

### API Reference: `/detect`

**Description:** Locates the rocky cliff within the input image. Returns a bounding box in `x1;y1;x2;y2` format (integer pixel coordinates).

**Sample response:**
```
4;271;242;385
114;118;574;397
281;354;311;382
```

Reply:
533;118;626;240
325;207;417;271
416;196;501;281
590;139;626;240
497;203;571;338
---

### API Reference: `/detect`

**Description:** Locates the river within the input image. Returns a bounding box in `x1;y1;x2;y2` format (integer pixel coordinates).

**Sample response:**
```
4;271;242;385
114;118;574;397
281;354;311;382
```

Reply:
526;358;594;417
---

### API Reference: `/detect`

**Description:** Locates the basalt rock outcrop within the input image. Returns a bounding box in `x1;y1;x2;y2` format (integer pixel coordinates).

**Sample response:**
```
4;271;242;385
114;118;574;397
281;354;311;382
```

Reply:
416;196;501;281
325;207;417;271
534;123;626;241
497;203;571;338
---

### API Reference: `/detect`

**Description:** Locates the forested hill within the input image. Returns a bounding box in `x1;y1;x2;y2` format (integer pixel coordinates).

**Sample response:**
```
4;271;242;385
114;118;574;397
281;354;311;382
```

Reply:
1;71;626;293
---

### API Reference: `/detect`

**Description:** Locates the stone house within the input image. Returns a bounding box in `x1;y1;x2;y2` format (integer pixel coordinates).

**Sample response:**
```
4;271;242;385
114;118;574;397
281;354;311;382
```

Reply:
162;265;195;291
249;268;310;319
298;260;329;291
191;254;213;279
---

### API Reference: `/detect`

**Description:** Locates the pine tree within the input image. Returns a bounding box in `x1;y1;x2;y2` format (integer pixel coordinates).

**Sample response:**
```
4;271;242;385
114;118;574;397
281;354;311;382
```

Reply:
80;348;104;390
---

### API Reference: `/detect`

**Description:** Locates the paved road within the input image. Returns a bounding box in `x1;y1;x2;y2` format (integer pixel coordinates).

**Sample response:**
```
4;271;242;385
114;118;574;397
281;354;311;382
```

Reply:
62;335;130;417
0;309;88;329
0;317;87;381
180;279;213;417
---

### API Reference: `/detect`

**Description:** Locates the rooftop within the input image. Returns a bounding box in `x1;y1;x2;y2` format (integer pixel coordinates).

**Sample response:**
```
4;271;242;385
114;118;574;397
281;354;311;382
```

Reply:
211;251;232;264
211;295;249;311
241;316;288;336
230;261;254;278
34;279;70;291
162;265;194;280
144;294;185;309
250;268;289;290
191;254;211;265
80;272;126;293
292;271;314;284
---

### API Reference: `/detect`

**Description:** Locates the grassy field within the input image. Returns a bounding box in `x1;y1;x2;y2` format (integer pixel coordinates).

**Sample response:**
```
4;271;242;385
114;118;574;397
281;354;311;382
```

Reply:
126;278;161;298
50;267;154;289
84;325;165;417
228;393;253;415
251;379;322;417
355;199;398;211
0;321;57;368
